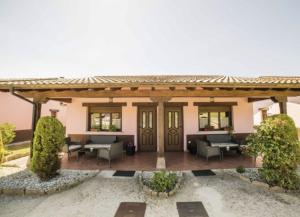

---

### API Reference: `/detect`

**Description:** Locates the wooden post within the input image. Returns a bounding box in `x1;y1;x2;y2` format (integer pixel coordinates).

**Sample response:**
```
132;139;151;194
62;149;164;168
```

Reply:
157;101;164;156
271;96;288;114
150;97;171;169
279;101;287;114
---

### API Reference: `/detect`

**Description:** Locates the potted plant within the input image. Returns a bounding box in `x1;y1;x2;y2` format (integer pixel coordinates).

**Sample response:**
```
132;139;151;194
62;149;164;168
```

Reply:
126;142;136;156
224;126;234;135
204;125;214;131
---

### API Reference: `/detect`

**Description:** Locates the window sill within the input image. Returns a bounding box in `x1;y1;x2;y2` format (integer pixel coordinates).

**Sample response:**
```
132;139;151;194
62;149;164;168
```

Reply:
85;131;124;134
197;131;230;135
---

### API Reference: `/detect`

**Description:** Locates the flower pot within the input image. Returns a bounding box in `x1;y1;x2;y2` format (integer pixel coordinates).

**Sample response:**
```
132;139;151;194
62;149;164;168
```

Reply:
126;145;136;156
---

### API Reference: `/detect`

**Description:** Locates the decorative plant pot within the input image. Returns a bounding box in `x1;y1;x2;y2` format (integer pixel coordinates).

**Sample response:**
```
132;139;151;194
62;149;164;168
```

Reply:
126;145;136;156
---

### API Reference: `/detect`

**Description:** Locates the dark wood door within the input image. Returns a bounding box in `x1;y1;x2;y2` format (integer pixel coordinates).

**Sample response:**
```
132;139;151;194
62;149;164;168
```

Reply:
138;106;157;151
164;106;183;151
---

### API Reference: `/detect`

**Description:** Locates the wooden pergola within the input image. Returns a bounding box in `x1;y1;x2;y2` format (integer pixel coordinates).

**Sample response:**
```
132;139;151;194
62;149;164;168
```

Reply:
1;75;300;159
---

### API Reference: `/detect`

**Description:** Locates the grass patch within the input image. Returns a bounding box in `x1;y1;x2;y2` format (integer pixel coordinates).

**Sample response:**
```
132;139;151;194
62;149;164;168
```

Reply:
0;163;19;168
2;143;30;162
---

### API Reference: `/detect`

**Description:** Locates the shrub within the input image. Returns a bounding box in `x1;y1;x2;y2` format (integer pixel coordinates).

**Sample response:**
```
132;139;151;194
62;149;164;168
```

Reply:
236;165;245;173
148;170;177;193
31;116;65;181
245;114;300;190
0;123;16;145
0;132;4;163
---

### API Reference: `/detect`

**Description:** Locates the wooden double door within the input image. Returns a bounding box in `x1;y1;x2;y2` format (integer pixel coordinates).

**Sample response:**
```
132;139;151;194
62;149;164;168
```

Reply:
138;106;157;151
164;106;183;152
138;105;183;152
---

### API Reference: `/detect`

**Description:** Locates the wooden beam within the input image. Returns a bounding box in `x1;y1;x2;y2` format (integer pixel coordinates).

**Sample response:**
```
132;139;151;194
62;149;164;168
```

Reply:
16;89;300;98
49;98;72;103
248;98;270;103
193;102;238;106
164;102;188;107
132;102;158;107
82;102;127;107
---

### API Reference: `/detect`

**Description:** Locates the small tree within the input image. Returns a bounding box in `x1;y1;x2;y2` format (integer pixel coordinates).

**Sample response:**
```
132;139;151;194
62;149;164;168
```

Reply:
0;123;16;145
246;114;300;190
31;116;65;181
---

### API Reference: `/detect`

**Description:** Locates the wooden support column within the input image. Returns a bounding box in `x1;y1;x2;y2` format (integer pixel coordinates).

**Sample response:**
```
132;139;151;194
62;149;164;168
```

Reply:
271;96;288;114
157;100;164;156
151;97;171;169
279;101;287;114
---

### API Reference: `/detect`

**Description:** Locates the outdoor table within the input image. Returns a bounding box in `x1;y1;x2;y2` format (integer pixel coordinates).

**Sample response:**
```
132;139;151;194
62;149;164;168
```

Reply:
210;143;239;159
79;144;111;162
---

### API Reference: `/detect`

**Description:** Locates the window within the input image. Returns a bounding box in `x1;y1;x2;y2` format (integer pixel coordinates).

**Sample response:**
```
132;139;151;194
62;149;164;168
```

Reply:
88;106;122;131
198;106;232;131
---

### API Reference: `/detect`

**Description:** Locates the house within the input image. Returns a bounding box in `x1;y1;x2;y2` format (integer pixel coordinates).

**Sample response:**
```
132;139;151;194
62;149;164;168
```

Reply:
0;91;66;143
253;96;300;137
0;75;299;169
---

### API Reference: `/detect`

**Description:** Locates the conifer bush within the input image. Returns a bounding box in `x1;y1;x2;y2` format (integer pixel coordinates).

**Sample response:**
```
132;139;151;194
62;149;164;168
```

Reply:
246;114;300;190
31;116;65;181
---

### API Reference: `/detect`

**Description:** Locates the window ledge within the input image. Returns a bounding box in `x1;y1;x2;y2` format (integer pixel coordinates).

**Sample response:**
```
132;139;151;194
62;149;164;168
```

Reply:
197;131;230;135
85;131;124;134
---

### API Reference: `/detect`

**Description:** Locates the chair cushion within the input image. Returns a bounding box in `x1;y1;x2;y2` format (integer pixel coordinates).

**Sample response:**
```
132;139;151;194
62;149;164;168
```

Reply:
69;145;82;151
89;135;117;144
206;134;232;143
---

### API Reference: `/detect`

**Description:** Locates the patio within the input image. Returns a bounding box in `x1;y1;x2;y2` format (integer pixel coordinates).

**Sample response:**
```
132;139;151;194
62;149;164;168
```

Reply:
61;151;258;171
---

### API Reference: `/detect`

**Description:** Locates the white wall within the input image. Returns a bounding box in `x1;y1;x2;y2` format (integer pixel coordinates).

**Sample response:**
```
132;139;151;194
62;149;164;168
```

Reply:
253;100;300;128
66;97;254;151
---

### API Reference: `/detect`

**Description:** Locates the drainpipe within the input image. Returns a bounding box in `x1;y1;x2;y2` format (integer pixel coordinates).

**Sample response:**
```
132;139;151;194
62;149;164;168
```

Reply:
10;88;40;158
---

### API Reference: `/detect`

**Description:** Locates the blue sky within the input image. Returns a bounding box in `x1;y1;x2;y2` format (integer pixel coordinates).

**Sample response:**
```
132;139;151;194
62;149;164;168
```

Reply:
0;0;300;78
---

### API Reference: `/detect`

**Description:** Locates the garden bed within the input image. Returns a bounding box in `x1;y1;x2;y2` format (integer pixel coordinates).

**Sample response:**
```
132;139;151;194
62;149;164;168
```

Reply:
230;168;300;193
139;171;184;198
0;169;98;196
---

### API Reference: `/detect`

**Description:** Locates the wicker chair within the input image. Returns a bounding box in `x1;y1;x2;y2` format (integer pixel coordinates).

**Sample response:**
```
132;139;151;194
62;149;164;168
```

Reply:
65;137;82;160
196;140;222;162
97;141;124;168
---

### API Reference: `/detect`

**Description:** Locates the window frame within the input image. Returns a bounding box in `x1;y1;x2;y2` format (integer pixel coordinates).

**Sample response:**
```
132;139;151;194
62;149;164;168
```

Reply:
198;105;233;131
87;107;122;132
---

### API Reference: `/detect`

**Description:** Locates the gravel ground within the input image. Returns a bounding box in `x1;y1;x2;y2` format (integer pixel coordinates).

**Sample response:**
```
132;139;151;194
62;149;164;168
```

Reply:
0;170;299;217
0;169;98;194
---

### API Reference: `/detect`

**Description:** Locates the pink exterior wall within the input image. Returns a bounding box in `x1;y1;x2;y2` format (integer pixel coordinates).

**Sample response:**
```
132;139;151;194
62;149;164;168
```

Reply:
0;92;66;130
41;100;67;126
66;97;254;151
0;92;32;130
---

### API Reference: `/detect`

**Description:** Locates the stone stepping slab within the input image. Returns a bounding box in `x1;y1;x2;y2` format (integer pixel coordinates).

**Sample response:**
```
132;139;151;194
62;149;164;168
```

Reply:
114;202;146;217
177;202;209;217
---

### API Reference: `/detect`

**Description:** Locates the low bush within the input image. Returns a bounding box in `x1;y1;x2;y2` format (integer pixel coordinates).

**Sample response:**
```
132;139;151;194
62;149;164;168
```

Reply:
31;117;65;181
148;170;178;193
0;123;16;145
245;114;300;190
236;165;245;174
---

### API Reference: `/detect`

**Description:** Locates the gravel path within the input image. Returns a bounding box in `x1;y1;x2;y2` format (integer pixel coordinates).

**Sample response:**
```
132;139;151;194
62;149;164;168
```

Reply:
0;170;299;217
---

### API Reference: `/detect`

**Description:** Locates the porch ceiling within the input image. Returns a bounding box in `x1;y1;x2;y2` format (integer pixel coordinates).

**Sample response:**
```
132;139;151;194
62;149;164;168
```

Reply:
1;75;300;98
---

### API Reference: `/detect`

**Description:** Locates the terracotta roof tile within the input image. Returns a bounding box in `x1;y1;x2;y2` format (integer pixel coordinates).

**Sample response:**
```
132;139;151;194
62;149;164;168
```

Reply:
0;75;300;89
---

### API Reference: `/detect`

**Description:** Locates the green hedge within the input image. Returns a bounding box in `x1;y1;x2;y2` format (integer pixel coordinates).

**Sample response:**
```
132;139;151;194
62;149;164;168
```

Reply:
31;117;65;181
0;123;16;145
0;132;4;163
246;114;300;190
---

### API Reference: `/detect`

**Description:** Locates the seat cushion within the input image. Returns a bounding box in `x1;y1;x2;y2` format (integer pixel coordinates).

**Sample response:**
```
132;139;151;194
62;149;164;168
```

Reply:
89;135;117;144
206;134;232;143
69;145;82;151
